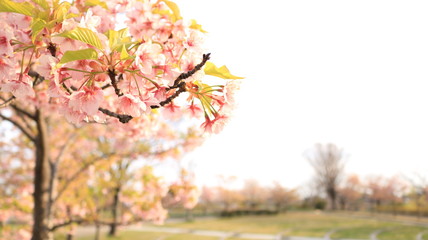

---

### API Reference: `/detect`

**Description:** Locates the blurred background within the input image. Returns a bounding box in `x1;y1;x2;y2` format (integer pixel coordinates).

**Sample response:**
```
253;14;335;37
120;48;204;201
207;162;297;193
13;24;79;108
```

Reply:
3;0;428;239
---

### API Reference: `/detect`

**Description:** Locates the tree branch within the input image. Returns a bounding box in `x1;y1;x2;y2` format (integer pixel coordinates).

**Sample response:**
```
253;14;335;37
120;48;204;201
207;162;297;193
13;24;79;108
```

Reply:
16;111;36;137
167;53;211;91
108;69;123;97
53;154;113;203
151;81;186;109
0;96;15;108
98;107;133;123
49;219;86;232
0;113;36;142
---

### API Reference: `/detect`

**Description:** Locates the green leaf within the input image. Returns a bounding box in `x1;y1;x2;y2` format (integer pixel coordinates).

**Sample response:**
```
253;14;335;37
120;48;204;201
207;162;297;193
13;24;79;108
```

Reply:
59;48;99;64
32;0;50;10
53;1;71;22
31;18;47;42
85;0;108;9
55;27;103;49
163;0;182;22
204;62;243;80
105;28;130;50
189;19;207;33
0;0;35;16
119;45;131;60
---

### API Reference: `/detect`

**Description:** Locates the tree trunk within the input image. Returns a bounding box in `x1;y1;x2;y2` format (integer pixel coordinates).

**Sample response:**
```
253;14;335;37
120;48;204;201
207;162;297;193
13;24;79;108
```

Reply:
94;222;101;240
108;186;121;236
66;233;73;240
327;187;337;211
185;209;194;222
32;110;52;240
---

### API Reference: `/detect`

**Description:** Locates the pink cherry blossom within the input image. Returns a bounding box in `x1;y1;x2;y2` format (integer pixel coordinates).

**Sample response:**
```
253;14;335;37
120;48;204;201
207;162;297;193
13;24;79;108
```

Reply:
201;114;228;134
135;42;163;75
0;57;15;81
162;102;181;119
0;74;35;99
185;30;204;53
117;94;147;117
78;9;100;32
0;22;14;56
187;103;203;118
69;86;103;115
34;55;58;79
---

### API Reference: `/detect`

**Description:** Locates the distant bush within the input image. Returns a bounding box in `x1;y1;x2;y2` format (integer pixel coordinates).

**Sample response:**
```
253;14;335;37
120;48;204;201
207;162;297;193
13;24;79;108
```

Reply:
219;209;279;217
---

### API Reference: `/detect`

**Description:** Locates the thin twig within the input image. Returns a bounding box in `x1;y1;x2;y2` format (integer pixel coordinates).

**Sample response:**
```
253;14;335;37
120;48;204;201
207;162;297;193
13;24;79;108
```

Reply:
0;96;15;108
0;113;36;142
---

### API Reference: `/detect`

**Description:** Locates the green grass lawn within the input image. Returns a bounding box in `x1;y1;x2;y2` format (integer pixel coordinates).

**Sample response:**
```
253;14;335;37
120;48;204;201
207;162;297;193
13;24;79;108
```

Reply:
52;211;428;240
165;211;426;239
377;226;428;240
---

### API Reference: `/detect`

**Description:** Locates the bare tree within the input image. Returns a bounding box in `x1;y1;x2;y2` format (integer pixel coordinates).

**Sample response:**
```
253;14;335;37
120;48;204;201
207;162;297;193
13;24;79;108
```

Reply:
305;143;345;210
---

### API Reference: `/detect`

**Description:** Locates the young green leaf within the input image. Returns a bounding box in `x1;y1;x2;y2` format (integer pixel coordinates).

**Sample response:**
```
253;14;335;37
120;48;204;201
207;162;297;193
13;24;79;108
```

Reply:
189;19;207;33
0;0;35;16
31;18;47;42
119;46;131;60
163;0;182;22
85;0;108;9
105;28;130;50
59;48;99;64
204;62;243;80
53;1;72;22
55;27;103;50
32;0;50;10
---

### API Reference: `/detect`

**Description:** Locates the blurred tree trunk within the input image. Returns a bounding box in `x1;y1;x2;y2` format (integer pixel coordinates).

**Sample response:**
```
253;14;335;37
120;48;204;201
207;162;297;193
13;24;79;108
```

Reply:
108;186;121;236
32;110;53;240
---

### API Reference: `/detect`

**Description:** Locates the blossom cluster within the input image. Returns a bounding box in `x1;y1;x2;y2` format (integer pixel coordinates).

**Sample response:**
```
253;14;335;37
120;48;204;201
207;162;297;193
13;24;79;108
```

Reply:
0;0;242;133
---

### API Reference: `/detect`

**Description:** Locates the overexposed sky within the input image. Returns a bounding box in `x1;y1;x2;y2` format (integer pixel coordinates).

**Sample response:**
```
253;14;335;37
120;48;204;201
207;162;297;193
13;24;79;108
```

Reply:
171;0;428;189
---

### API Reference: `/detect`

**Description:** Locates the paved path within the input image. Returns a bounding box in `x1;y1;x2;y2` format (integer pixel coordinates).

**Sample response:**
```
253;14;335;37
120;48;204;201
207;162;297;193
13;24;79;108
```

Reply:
416;230;428;240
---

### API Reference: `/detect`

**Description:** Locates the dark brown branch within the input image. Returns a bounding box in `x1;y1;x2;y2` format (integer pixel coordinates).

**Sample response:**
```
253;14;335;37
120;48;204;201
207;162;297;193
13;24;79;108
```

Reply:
0;113;36;142
16;111;35;136
167;53;211;91
151;81;186;109
0;96;15;108
108;69;123;97
28;69;45;86
10;104;36;121
98;107;133;123
0;95;36;120
101;83;111;90
50;219;86;232
62;83;72;95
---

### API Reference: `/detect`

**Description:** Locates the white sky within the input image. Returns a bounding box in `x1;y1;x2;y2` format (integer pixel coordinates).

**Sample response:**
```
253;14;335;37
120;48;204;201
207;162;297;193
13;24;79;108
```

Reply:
169;0;428;189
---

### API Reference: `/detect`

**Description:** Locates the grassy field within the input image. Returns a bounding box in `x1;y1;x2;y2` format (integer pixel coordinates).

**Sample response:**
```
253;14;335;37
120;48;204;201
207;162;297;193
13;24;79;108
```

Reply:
166;211;404;238
51;211;428;240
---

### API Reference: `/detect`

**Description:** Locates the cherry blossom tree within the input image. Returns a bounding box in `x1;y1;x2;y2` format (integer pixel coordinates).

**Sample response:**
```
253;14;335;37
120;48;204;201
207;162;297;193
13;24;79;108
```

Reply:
168;168;200;221
337;174;363;211
268;182;299;213
241;179;267;210
0;114;204;239
0;0;241;240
